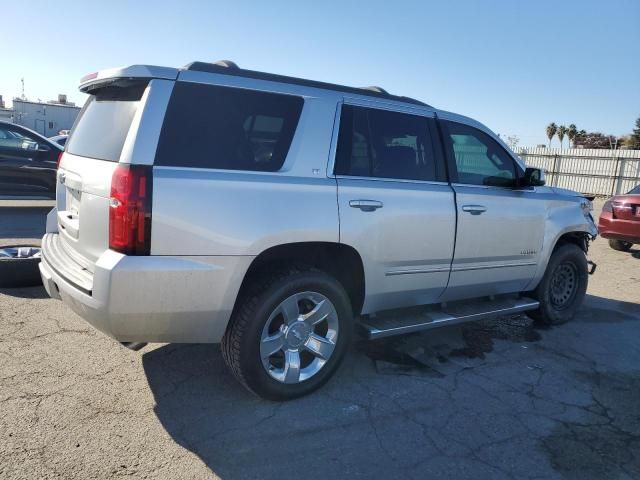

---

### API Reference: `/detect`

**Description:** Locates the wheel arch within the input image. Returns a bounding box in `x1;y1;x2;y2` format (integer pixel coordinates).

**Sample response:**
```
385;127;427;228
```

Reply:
552;230;593;254
524;226;594;292
233;241;366;317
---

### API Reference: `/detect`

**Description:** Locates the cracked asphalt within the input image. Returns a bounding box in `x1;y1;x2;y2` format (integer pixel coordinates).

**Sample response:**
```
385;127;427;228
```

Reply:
1;200;639;479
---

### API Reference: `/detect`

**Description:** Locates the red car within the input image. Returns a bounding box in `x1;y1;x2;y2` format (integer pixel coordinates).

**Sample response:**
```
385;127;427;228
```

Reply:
598;184;640;251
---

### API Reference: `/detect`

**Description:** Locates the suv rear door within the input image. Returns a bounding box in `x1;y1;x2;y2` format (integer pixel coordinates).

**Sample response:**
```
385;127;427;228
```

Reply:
334;102;455;314
439;118;546;301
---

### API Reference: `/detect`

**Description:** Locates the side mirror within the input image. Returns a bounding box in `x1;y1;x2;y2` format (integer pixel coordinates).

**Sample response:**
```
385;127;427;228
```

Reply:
523;167;545;187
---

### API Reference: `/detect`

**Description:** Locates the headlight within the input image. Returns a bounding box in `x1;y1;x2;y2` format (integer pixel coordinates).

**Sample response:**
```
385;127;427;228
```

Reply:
580;199;593;218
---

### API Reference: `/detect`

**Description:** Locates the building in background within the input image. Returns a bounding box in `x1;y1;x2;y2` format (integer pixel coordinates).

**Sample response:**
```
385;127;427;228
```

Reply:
8;95;81;137
0;96;13;122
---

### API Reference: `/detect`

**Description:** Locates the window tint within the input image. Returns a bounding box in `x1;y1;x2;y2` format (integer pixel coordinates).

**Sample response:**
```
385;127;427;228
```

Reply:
155;83;303;171
0;126;39;150
66;81;146;162
629;184;640;195
335;105;440;181
442;121;516;187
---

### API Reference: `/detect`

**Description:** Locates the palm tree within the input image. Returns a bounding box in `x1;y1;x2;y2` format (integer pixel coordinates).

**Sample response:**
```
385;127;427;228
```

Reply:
567;124;577;148
557;125;568;149
546;123;557;148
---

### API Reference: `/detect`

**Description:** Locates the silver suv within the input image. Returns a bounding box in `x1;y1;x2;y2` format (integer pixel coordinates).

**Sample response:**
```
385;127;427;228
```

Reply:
40;61;597;400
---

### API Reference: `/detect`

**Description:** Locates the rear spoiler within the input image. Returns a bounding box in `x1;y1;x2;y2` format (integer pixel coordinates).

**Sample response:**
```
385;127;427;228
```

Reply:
79;65;179;93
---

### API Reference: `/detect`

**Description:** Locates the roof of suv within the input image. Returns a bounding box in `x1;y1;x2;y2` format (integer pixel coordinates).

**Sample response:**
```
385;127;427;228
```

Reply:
183;61;430;107
79;60;430;108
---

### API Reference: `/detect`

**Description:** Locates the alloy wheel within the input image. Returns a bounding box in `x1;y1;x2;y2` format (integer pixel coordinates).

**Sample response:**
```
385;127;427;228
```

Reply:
260;291;339;384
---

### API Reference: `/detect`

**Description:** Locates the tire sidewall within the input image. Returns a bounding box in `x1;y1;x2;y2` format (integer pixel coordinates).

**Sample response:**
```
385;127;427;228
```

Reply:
237;271;353;400
0;257;42;288
535;244;588;325
609;239;633;252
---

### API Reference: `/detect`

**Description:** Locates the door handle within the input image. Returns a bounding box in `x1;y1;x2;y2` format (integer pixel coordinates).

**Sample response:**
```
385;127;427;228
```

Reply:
349;200;383;212
461;204;487;215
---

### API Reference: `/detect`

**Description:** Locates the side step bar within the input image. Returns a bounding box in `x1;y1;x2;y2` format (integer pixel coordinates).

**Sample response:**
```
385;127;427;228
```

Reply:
359;296;540;340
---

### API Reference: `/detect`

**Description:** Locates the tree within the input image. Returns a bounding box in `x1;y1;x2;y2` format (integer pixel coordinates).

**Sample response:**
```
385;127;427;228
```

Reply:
625;116;640;149
557;125;568;149
567;124;578;148
546;123;557;148
506;134;520;150
572;132;622;149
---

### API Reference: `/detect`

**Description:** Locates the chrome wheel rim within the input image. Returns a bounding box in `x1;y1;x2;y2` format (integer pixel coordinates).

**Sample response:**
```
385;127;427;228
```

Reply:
550;262;578;309
260;291;339;384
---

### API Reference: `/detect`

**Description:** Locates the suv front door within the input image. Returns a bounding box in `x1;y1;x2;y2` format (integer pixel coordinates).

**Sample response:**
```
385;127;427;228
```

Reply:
439;118;545;301
334;103;456;314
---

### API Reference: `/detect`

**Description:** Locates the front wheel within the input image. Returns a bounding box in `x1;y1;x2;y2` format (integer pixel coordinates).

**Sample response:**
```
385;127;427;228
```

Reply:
222;267;353;401
526;243;588;325
608;239;633;252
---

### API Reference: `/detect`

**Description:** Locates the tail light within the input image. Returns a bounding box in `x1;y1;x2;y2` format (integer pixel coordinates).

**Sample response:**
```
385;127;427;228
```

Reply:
612;201;633;220
109;164;152;255
57;151;63;169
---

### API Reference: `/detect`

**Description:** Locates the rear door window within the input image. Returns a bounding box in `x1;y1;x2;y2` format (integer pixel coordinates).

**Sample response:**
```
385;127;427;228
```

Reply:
155;82;303;171
334;105;443;181
66;80;147;162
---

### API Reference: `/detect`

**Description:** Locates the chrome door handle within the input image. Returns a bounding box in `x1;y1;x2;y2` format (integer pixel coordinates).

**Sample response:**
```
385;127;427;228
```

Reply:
349;200;384;212
461;204;487;215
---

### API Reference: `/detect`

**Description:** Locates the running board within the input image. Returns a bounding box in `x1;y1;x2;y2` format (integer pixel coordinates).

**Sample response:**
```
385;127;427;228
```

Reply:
359;296;540;340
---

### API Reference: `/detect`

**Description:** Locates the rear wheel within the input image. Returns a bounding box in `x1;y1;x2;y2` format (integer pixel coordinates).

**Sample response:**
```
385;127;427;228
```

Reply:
608;239;633;252
222;267;353;400
527;243;588;325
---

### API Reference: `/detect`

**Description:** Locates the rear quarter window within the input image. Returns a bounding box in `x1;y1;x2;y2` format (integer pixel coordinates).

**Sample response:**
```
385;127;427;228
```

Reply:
66;81;146;162
154;82;303;171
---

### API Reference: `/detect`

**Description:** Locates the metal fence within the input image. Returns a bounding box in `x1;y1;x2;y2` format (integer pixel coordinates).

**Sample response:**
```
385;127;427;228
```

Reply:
516;147;640;196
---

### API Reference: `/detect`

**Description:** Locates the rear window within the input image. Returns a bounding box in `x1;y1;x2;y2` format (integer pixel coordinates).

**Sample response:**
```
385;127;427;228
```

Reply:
66;81;146;162
155;82;303;171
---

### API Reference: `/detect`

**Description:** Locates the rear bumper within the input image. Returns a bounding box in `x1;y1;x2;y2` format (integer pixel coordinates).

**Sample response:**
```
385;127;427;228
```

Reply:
40;234;253;343
598;213;640;243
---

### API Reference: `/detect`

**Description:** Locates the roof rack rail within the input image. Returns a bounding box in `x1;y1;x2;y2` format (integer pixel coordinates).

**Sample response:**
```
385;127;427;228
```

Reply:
212;60;239;69
182;61;429;107
360;86;389;94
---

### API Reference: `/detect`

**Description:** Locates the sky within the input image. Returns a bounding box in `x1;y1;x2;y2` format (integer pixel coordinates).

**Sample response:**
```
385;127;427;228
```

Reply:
2;0;639;146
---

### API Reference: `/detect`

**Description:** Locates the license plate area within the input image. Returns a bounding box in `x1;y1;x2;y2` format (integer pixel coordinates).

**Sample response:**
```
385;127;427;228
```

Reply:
65;185;82;217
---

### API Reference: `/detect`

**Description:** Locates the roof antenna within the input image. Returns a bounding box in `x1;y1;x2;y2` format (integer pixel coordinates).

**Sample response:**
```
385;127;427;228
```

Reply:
21;78;26;100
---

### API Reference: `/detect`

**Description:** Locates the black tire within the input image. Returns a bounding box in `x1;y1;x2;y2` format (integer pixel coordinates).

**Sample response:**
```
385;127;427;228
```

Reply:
222;266;353;401
0;254;42;288
526;243;588;326
608;239;633;252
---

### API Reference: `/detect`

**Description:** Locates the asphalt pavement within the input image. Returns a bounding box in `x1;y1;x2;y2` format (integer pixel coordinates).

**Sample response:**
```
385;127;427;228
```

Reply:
0;199;638;479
